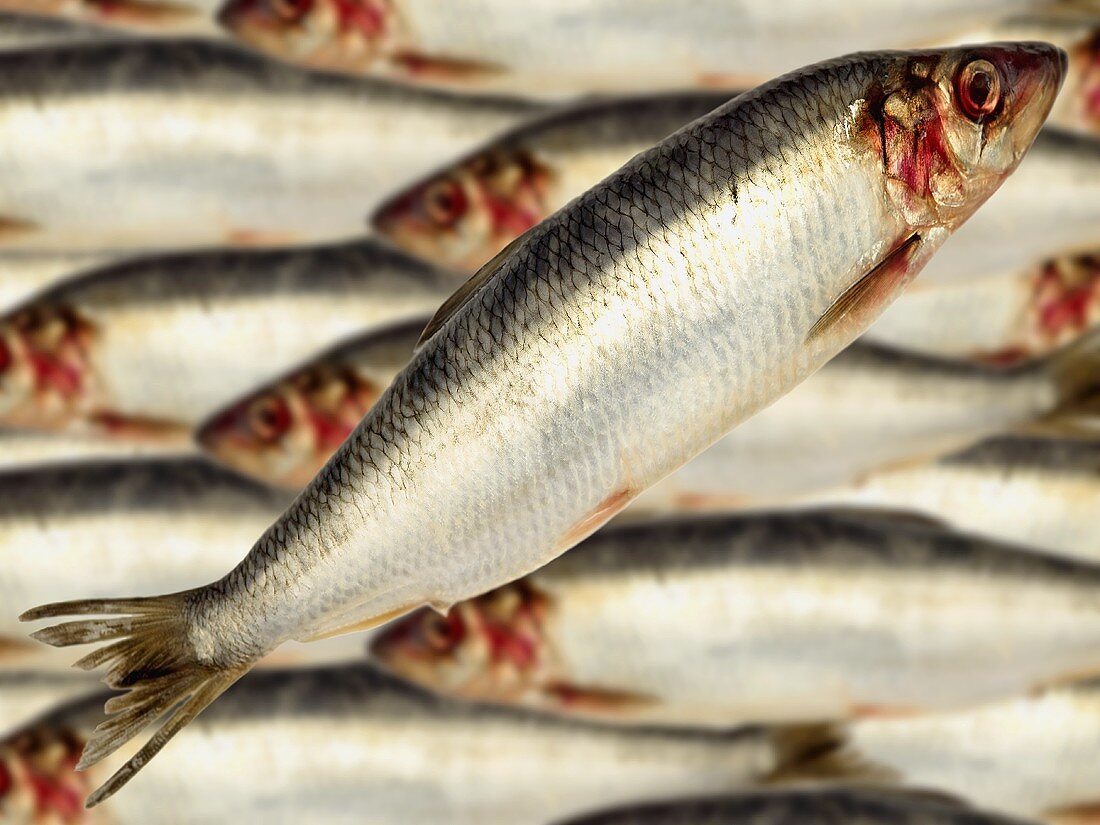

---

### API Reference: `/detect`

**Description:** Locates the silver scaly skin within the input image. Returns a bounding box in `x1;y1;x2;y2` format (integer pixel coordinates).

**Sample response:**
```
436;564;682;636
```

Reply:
634;335;1096;507
0;242;460;437
0;40;543;252
372;92;734;273
560;788;1038;825
217;0;1046;96
806;436;1100;565
373;511;1100;727
21;44;1064;806
0;666;796;824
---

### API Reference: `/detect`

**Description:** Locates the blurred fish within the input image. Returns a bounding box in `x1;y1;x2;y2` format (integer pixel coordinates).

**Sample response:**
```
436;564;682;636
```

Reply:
218;0;1052;96
636;334;1100;508
22;44;1063;805
866;251;1100;365
373;510;1100;727
805;436;1100;564
0;428;193;473
782;679;1100;823
0;0;222;36
0;40;543;252
0;671;99;738
0;11;122;50
0;242;457;438
898;129;1100;288
0;252;116;313
372;92;732;273
198;317;421;489
560;788;1037;825
0;665;804;824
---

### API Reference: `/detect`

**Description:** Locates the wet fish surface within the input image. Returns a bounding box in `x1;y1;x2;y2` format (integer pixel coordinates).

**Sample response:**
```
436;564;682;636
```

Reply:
373;510;1100;726
559;787;1039;825
0;241;460;437
0;40;542;251
635;336;1097;508
0;665;798;824
372;92;734;273
198;317;423;489
22;44;1063;804
218;0;1048;96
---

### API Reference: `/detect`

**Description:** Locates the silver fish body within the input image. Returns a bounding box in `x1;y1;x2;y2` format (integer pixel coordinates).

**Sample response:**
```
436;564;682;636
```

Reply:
807;436;1100;564
0;0;224;36
0;251;118;312
373;511;1100;727
372;92;736;273
0;40;542;251
560;788;1037;825
0;11;122;50
0;241;460;433
635;341;1070;508
0;427;194;473
0;666;790;825
22;44;1063;805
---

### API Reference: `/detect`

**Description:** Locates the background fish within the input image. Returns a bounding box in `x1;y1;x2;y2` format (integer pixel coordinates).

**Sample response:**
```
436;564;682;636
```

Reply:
0;252;119;313
0;665;801;824
218;0;1051;96
22;44;1063;805
0;242;458;437
0;40;543;251
372;92;733;273
198;317;422;489
0;11;123;50
373;511;1100;727
0;670;100;737
0;0;224;36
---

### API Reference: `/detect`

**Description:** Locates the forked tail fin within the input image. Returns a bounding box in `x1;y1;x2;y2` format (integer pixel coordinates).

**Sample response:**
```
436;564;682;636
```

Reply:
20;592;251;808
1034;327;1100;438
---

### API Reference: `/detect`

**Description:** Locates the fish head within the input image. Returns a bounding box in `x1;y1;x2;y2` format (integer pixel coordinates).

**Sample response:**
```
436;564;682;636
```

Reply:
217;0;399;75
372;583;551;703
875;42;1065;232
371;147;555;273
197;364;380;489
0;304;96;432
0;724;92;822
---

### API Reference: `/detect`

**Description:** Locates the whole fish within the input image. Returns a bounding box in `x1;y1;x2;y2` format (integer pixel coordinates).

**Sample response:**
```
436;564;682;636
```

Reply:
198;317;422;489
0;252;116;312
373;511;1100;727
0;665;804;825
0;40;542;252
372;92;733;273
783;679;1100;823
0;0;223;35
865;251;1100;365
635;335;1098;508
805;436;1100;564
217;0;1052;96
916;129;1100;288
0;242;458;437
560;788;1038;825
0;670;100;737
22;44;1063;806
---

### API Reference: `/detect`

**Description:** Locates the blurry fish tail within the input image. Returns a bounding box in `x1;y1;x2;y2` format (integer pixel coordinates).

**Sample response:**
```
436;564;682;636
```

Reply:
1033;328;1100;438
20;591;251;809
766;723;896;785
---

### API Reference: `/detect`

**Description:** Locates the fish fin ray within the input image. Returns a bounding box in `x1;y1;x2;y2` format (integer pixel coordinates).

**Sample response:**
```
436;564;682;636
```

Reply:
806;233;922;345
20;590;251;808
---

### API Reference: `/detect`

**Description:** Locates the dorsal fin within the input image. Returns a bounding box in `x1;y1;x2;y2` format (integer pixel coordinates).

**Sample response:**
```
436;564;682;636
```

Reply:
416;229;533;350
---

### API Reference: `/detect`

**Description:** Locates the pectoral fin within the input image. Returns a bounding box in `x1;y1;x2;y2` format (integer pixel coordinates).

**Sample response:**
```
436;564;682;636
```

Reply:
807;233;922;345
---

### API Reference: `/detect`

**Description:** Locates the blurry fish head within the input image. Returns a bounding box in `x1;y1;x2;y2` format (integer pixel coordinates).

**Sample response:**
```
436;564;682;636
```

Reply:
0;304;97;432
198;364;381;489
0;724;92;822
372;583;553;703
372;147;555;273
218;0;402;75
876;42;1065;234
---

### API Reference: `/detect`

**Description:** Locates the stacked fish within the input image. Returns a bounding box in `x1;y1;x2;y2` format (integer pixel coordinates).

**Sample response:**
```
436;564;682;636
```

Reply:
0;1;1097;824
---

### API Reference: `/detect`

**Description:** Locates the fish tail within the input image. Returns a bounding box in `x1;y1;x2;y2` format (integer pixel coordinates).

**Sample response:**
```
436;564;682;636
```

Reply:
20;592;250;809
1038;328;1100;437
766;723;896;784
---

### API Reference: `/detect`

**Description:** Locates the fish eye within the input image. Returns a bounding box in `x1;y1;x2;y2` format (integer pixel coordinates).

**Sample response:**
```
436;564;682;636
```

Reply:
955;59;1002;122
423;180;469;227
271;0;313;21
248;395;291;442
423;612;465;652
